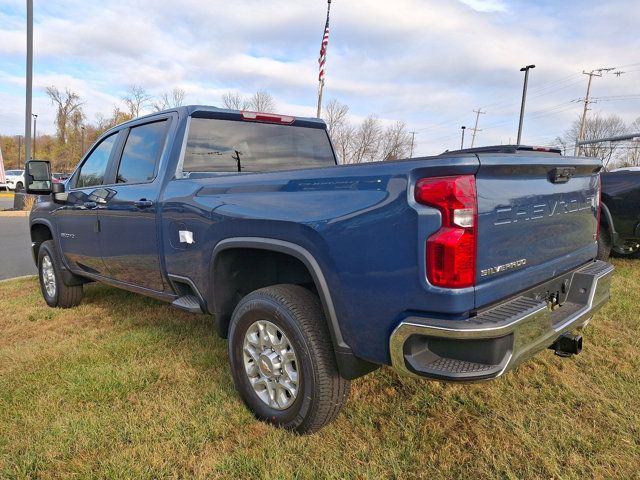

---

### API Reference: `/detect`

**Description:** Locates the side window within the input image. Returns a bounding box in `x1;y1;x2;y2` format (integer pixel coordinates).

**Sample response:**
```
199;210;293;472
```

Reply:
76;134;117;189
116;120;168;184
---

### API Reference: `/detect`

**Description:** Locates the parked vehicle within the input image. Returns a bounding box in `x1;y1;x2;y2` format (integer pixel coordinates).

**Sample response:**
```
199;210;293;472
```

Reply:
597;168;640;259
25;106;613;433
5;169;25;191
52;172;70;184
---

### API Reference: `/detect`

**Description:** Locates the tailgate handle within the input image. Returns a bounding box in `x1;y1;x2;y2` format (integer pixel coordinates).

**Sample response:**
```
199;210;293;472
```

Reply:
548;167;575;184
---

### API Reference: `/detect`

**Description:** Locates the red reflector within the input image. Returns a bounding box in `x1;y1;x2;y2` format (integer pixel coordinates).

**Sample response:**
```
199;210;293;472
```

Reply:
415;175;477;288
240;111;295;124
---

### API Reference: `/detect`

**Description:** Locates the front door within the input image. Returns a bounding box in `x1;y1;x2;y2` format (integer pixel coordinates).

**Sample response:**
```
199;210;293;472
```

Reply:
98;119;169;292
54;132;119;274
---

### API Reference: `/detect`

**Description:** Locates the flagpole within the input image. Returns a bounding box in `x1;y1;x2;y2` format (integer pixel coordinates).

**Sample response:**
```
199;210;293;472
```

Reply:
316;0;331;118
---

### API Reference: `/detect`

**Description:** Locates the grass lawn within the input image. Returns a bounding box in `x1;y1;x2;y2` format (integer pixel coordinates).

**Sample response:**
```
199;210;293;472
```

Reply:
1;259;639;479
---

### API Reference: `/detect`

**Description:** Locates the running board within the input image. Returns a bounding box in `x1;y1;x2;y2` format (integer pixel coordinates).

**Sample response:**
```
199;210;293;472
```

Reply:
171;295;203;313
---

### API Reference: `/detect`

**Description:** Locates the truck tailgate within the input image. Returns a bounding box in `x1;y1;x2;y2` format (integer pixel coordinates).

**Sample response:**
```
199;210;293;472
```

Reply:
474;153;601;308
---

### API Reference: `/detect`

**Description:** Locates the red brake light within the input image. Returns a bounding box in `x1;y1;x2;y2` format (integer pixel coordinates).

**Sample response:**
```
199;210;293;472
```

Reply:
415;175;477;288
240;111;295;124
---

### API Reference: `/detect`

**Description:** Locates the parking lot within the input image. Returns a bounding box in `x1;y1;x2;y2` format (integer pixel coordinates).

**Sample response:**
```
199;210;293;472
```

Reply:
0;194;37;280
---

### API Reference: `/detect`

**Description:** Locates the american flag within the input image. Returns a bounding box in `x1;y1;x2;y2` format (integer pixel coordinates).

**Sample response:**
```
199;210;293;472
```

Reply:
318;1;331;82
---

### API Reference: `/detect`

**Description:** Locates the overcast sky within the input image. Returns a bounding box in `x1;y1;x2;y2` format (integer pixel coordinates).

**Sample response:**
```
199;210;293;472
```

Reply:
0;0;639;155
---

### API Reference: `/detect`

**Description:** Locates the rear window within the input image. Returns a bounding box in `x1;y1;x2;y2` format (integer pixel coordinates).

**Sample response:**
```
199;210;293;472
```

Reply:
183;118;335;173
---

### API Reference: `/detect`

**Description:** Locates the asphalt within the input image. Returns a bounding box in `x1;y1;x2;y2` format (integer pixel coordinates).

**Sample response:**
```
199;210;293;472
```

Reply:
0;197;14;211
0;216;37;280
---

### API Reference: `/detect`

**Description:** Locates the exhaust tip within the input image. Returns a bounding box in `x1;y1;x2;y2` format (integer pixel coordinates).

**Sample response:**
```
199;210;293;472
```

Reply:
550;333;582;357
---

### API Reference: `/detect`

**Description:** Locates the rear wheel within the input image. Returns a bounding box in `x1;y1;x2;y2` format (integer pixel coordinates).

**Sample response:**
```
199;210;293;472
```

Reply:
15;181;24;191
38;240;83;308
597;224;612;261
228;284;350;434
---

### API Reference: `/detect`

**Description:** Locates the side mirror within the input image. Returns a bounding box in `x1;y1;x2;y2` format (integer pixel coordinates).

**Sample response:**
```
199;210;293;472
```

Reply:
25;160;52;195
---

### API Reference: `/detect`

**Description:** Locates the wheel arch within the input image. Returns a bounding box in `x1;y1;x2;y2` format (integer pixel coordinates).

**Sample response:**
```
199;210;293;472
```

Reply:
30;220;55;265
210;237;377;379
600;201;619;248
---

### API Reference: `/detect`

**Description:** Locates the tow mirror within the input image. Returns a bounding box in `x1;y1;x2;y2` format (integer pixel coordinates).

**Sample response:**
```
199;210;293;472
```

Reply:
25;160;52;195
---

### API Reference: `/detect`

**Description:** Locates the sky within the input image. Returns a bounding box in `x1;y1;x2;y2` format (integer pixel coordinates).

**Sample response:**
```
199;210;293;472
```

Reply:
0;0;639;156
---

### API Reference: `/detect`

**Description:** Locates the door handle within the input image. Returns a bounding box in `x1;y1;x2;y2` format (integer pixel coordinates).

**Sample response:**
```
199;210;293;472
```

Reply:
83;201;97;209
134;199;153;208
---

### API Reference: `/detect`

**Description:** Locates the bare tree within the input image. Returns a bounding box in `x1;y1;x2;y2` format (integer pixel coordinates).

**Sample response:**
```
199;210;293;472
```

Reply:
247;90;276;112
380;121;412;160
563;113;627;167
618;117;640;168
221;90;276;112
222;91;247;110
350;116;382;164
45;86;84;144
153;87;186;112
323;99;350;139
123;85;151;118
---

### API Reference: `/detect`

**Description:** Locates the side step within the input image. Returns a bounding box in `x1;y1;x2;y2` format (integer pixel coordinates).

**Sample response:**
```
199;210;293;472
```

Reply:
171;295;203;313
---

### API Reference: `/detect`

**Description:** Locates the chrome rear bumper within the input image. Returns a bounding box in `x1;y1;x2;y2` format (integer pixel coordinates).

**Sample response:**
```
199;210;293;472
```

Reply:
389;260;614;381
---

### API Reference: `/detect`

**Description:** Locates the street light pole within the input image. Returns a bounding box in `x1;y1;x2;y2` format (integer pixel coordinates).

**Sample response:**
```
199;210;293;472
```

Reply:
516;64;535;145
24;0;33;164
17;135;22;165
32;114;38;159
81;125;85;155
460;126;466;150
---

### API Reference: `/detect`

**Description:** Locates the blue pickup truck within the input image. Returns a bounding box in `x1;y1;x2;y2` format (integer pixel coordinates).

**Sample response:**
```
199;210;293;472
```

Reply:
25;106;613;433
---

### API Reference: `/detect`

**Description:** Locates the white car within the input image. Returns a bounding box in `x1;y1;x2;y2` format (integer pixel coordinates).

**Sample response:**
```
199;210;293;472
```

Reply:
5;169;25;191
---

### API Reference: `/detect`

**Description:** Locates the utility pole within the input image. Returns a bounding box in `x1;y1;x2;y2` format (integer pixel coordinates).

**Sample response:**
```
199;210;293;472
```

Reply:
575;67;616;156
81;125;86;155
409;131;416;158
470;108;486;148
17;135;22;165
460;126;466;150
517;64;535;145
25;0;33;164
32;113;38;159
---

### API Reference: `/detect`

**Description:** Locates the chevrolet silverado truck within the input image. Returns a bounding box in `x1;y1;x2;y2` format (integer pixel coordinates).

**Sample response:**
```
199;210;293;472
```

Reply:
597;167;640;259
25;106;613;433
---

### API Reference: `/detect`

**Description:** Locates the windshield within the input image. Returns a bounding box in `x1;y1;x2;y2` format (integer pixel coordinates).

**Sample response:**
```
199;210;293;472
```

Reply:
6;170;23;175
183;118;335;174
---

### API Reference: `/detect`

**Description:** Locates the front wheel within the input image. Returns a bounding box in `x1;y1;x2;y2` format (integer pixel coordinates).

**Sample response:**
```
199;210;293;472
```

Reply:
228;284;350;434
38;240;84;308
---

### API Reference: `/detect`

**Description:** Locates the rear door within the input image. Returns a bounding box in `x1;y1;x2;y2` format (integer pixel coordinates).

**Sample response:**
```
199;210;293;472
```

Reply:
474;153;601;307
98;118;170;292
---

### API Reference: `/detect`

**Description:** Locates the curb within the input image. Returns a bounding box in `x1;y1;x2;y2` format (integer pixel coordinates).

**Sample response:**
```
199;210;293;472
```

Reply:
0;275;37;284
0;211;29;217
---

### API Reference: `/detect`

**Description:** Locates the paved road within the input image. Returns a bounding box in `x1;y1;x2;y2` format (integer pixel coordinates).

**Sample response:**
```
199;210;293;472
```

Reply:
0;216;37;280
0;197;14;211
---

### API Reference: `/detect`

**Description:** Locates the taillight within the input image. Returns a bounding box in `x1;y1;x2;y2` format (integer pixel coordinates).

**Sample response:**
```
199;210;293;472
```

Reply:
415;175;477;288
595;174;601;241
240;111;295;124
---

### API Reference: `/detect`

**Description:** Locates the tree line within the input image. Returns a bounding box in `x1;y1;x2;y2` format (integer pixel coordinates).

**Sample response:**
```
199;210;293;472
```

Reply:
1;84;638;171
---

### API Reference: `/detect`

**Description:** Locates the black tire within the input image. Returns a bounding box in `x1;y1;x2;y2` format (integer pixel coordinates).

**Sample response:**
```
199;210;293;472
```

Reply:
228;284;350;434
596;223;612;261
15;181;24;191
38;240;84;308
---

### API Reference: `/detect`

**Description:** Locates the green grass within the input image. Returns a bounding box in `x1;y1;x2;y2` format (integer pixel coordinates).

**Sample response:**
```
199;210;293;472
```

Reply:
1;259;639;479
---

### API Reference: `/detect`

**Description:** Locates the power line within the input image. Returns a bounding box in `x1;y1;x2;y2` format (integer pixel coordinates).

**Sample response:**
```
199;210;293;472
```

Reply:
576;67;618;155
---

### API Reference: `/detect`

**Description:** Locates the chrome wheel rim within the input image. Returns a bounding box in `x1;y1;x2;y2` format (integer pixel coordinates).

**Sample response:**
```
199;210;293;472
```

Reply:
41;254;56;298
243;320;299;410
